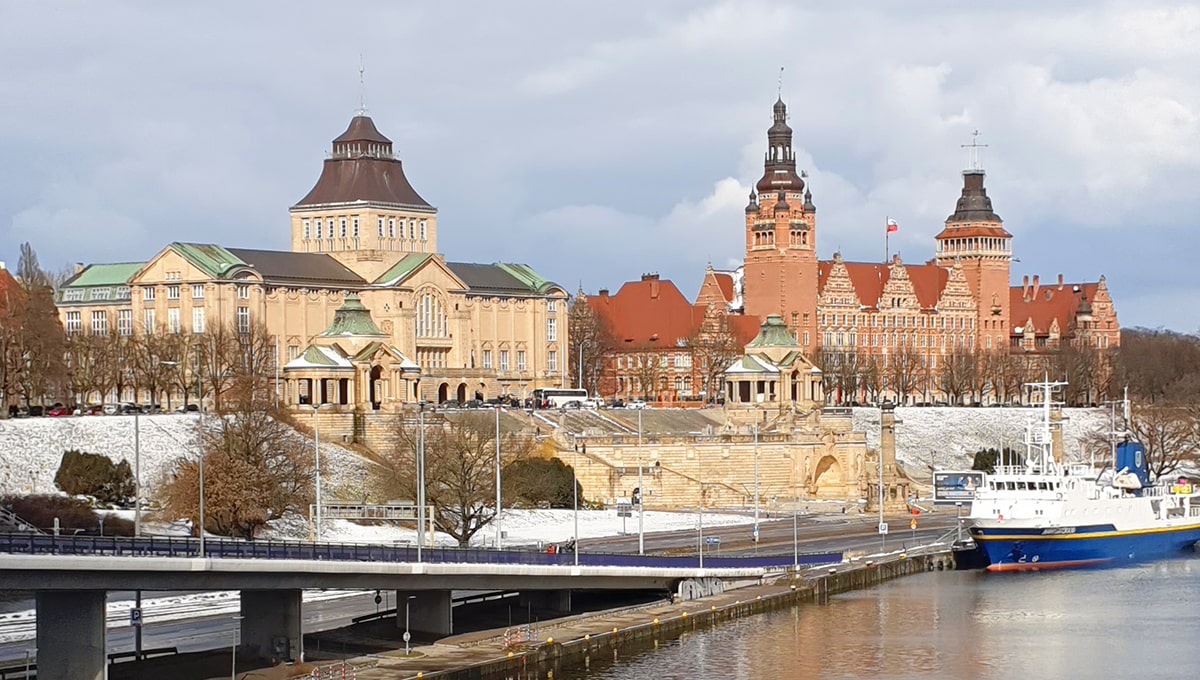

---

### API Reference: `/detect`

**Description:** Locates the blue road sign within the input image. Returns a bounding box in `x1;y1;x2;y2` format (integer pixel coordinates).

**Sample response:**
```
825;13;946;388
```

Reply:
130;607;142;626
705;536;721;545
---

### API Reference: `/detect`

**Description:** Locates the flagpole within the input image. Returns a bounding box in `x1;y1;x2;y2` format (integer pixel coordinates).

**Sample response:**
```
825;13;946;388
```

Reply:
885;215;889;263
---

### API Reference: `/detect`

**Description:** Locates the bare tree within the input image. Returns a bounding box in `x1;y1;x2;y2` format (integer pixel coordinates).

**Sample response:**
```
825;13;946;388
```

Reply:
567;293;615;396
688;306;742;404
1113;328;1200;405
940;347;978;405
817;347;862;405
859;355;884;404
377;411;536;547
887;346;924;404
1128;405;1200;480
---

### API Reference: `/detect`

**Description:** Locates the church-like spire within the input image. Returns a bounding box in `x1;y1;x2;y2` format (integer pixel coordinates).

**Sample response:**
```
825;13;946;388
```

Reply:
756;98;805;194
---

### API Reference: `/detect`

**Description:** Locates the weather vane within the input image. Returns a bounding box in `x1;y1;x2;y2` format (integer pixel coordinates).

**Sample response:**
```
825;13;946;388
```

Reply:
962;129;987;170
358;54;367;115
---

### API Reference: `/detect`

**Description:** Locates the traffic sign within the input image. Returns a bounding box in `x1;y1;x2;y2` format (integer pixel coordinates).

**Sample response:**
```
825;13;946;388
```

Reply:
130;607;142;626
910;518;917;530
705;536;721;545
616;502;632;518
878;522;889;535
402;631;411;642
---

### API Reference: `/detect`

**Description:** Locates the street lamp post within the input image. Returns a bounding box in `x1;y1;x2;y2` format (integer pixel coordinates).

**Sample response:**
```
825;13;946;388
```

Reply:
133;408;143;660
495;405;502;550
310;401;327;542
637;409;644;555
199;396;206;558
404;595;417;655
792;507;799;569
753;425;760;553
572;436;580;566
417;405;426;563
955;501;963;544
230;615;243;680
698;441;704;569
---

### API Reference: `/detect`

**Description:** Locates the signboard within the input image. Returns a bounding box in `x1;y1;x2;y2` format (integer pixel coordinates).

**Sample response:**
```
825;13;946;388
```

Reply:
130;607;142;626
934;471;985;504
910;518;917;530
616;502;632;518
705;536;721;545
878;522;889;535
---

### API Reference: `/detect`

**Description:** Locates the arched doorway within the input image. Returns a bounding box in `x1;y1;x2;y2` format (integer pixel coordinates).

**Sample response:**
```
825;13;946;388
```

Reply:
369;365;383;410
811;455;845;498
438;383;449;404
456;383;468;403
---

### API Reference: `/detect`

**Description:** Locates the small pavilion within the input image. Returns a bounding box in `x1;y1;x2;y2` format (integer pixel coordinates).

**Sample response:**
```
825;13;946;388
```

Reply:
723;314;823;424
282;294;420;411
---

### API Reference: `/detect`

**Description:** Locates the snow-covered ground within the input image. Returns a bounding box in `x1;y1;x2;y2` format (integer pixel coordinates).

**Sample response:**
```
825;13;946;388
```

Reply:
0;414;371;497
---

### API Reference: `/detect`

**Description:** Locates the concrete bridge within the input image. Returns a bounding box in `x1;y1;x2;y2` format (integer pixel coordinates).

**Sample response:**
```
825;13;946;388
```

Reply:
0;533;840;679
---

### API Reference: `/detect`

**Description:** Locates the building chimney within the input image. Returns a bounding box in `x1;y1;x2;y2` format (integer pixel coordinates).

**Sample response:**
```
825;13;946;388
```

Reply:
1031;275;1040;300
1022;275;1029;296
0;261;5;270
598;289;609;297
1057;273;1064;290
650;278;659;299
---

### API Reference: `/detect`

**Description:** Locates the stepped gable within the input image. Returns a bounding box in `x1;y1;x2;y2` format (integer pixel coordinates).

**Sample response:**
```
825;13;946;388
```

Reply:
294;114;430;208
817;256;948;312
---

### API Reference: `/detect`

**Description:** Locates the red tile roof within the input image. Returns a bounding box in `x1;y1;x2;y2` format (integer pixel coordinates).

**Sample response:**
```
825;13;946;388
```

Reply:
589;276;699;349
713;272;735;302
1009;281;1098;334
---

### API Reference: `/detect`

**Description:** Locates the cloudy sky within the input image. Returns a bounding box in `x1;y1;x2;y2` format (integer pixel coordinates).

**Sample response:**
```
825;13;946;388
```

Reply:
1;2;1197;331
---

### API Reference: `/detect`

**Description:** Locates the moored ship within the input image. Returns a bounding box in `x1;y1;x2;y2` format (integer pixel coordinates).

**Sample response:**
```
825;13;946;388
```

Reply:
967;381;1200;571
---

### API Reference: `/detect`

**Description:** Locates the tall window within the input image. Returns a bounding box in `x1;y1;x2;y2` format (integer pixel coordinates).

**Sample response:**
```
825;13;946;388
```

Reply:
499;350;509;371
416;292;447;337
143;287;155;301
314;219;323;239
482;350;493;369
167;285;180;300
90;310;107;336
143;309;156;332
548;350;558;372
352;216;359;237
288;344;299;360
167;308;180;333
117;309;133;336
388;218;395;238
236;306;250;334
303;219;311;239
547;317;557;342
339;217;347;238
378;217;385;237
236;284;250;299
517;350;527;371
192;307;205;334
408;220;415;239
419;220;427;240
547;300;557;313
192;284;204;299
65;311;81;335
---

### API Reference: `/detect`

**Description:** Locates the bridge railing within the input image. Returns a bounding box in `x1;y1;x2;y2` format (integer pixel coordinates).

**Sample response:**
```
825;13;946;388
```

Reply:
0;532;841;570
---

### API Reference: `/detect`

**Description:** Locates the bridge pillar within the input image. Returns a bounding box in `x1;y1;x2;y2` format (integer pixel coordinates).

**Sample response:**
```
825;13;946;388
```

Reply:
240;589;303;663
35;590;107;680
396;590;453;636
518;589;573;613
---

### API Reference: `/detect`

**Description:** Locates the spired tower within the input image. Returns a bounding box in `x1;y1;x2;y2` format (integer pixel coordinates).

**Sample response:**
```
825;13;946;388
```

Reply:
742;98;819;351
933;159;1013;354
289;113;438;281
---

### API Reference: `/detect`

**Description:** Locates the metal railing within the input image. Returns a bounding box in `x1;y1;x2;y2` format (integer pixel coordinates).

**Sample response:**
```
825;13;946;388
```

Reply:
0;532;841;570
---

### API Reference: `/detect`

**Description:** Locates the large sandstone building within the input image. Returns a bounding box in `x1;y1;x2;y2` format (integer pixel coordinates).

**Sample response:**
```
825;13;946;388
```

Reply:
595;98;1120;405
57;112;569;411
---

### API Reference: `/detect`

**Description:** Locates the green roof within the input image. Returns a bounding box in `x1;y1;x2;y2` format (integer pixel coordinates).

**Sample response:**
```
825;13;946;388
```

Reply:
497;263;559;294
319;294;387;337
747;314;798;347
299;345;340;366
65;262;144;288
373;253;432;286
170;243;246;279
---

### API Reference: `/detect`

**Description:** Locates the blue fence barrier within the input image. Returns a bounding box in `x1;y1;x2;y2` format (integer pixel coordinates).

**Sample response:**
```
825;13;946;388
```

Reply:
0;532;841;570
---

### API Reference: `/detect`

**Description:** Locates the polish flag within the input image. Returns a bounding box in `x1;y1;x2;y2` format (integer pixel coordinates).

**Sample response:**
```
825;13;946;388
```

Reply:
886;218;899;233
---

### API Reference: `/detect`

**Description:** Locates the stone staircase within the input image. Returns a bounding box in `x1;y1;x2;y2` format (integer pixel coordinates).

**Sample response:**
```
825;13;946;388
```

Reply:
0;505;42;534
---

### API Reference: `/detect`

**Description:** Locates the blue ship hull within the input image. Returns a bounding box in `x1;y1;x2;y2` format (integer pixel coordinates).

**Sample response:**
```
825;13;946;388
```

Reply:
969;523;1200;571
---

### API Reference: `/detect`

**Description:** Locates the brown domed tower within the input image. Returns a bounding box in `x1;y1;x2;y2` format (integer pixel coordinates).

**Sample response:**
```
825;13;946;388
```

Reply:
742;98;819;350
289;113;438;281
933;164;1013;353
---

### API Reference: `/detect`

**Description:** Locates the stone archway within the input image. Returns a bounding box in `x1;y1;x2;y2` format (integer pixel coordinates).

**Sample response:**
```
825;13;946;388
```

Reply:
456;383;468;403
811;455;845;498
438;383;450;404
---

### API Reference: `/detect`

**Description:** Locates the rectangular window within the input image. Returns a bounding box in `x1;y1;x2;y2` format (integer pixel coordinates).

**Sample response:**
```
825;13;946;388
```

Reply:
65;311;81;334
517;350;527;371
419;220;427;240
191;284;204;299
315;219;323;239
500;350;509;371
90;310;107;335
352;216;359;237
547;317;557;342
548;350;558;372
143;308;156;332
236;284;249;299
377;217;385;237
303;219;311;239
192;307;205;334
482;350;493;369
117;309;132;336
288;344;299;360
340;217;347;238
167;285;180;300
802;331;810;345
236;306;250;334
115;286;131;300
90;287;111;301
547;300;557;314
167;308;180;333
62;288;84;302
408;220;415;239
388;218;395;238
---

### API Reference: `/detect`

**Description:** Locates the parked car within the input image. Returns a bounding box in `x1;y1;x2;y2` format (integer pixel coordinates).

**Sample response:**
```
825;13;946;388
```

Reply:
80;404;104;415
26;405;44;417
140;404;163;414
440;399;461;410
462;399;484;409
119;403;141;415
47;405;73;417
626;399;648;410
174;404;200;413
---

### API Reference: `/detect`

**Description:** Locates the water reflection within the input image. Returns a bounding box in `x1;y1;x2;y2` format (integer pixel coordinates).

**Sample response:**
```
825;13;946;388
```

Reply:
559;557;1200;680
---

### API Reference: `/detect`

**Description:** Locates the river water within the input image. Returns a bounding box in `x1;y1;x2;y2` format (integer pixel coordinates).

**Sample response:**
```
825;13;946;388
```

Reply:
559;556;1200;680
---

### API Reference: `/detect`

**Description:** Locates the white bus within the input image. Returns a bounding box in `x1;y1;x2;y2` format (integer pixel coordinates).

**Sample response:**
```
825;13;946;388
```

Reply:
532;388;590;409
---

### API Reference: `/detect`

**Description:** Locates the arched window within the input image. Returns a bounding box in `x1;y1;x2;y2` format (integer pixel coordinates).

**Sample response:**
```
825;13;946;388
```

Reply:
417;291;448;338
